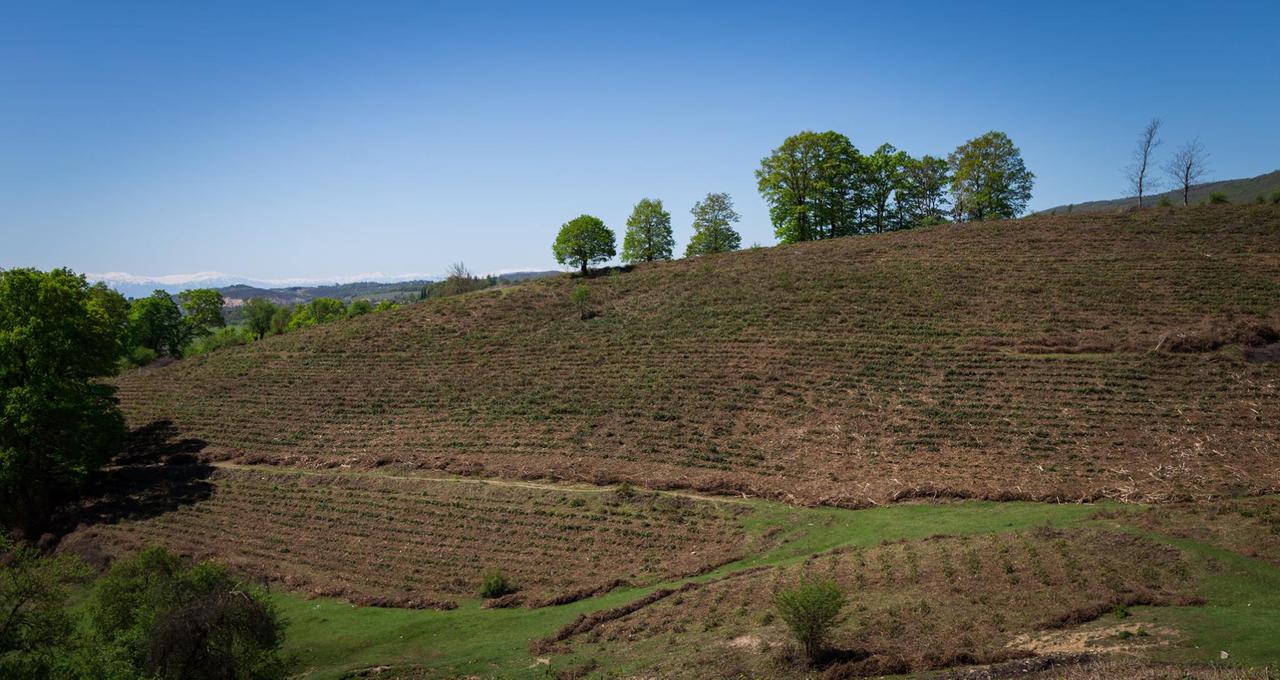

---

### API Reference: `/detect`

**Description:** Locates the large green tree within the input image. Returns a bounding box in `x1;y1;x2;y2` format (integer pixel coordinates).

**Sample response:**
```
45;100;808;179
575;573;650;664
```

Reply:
129;290;186;356
242;298;277;340
620;198;674;264
894;154;950;229
176;289;225;336
685;192;742;257
0;535;93;678
0;268;129;537
863;143;911;234
286;298;346;330
552;215;616;275
756;131;863;243
948;131;1035;222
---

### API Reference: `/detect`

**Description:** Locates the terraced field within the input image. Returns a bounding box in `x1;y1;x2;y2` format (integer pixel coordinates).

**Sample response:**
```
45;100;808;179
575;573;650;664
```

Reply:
59;465;749;608
113;206;1280;504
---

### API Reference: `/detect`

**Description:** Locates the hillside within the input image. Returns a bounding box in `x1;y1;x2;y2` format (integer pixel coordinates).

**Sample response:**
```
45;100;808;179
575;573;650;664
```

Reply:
218;270;561;306
113;206;1280;506
1040;169;1280;214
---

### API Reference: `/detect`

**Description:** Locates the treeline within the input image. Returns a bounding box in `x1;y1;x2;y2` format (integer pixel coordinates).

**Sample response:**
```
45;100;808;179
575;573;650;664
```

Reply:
551;130;1036;274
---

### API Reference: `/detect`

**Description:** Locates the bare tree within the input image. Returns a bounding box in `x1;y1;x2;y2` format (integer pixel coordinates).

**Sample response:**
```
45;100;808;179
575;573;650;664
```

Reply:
1127;118;1162;207
1165;139;1209;207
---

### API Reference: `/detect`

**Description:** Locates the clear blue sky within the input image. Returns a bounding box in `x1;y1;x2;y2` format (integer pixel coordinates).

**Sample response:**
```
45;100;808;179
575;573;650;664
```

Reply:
3;1;1278;280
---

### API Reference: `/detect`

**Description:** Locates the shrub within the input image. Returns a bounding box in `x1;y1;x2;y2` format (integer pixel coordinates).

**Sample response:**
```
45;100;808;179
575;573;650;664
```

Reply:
125;345;160;368
477;569;517;599
1209;192;1230;204
1157;196;1172;207
1271;191;1280;205
773;576;846;663
571;285;593;320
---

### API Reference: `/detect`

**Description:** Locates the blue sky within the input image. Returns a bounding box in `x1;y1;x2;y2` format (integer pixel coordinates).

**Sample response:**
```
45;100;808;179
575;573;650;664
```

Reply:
3;1;1278;281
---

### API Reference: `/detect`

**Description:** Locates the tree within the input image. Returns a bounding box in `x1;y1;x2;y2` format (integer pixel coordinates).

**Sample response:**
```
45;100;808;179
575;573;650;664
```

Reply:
864;143;911;234
176;289;225;336
948;131;1035;222
1165;139;1209;207
1127;118;1162;208
756;131;862;243
432;262;488;298
621;198;674;264
0;535;92;677
347;299;373;317
129;290;186;356
552;215;615;276
0;268;129;537
242;298;277;341
894;154;950;228
87;547;289;680
268;306;292;335
685;193;742;256
773;576;847;663
287;298;346;330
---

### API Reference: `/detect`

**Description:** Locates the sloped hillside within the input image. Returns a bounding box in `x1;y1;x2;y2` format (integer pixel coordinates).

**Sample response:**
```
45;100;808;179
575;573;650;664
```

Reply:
1040;169;1280;214
114;206;1280;505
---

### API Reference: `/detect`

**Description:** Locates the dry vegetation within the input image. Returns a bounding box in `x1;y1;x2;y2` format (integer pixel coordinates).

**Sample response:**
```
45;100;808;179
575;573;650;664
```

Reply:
1111;496;1280;566
112;206;1280;506
551;527;1201;678
57;465;748;609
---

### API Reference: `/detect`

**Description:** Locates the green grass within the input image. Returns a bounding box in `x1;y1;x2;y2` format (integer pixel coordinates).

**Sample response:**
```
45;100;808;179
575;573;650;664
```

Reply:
275;498;1118;679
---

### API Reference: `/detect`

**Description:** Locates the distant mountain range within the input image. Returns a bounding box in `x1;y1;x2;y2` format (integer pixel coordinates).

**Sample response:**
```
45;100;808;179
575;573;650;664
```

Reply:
1039;170;1280;214
88;270;560;301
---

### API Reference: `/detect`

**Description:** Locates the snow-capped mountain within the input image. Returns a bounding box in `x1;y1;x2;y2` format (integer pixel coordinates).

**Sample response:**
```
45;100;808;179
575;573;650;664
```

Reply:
87;271;437;299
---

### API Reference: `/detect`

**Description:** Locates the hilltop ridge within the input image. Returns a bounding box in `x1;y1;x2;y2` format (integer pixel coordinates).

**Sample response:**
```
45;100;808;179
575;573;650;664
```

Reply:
114;206;1280;506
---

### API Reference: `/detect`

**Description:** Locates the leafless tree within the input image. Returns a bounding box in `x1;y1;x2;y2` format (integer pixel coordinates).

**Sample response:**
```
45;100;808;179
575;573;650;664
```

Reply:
1127;118;1162;207
1165;139;1209;206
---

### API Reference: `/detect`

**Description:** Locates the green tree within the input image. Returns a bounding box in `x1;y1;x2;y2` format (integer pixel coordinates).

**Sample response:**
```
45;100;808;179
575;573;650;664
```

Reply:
87;547;290;680
756;131;863;243
948;131;1035;222
176;289;225;336
773;576;847;663
129;290;186;356
0;268;129;537
269;306;293;335
552;215;616;276
864;143;911;234
242;298;277;341
287;298;346;330
0;535;92;677
685;192;742;257
620;198;674;264
895;154;950;228
374;300;397;312
347;299;373;317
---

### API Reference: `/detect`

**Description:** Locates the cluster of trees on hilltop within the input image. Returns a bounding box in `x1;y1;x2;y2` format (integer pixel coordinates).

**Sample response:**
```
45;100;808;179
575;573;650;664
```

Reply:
552;192;744;274
757;130;1034;243
553;130;1037;274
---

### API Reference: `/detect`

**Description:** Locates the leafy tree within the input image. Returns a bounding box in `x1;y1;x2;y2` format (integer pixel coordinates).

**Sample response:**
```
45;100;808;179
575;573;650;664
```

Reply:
0;268;129;537
756;131;863;243
242;298;277;341
374;300;397;312
864;143;911;234
0;535;92;677
621;198;674;264
87;546;290;680
948;131;1035;222
287;298;346;330
685;193;742;256
773;576;847;663
347;299;373;317
129;290;186;356
176;289;225;336
894;154;950;228
552;215;615;276
571;284;592;320
268;306;293;336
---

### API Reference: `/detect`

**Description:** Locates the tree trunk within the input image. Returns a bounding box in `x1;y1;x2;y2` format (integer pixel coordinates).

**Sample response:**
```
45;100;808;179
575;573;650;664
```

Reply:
580;261;588;277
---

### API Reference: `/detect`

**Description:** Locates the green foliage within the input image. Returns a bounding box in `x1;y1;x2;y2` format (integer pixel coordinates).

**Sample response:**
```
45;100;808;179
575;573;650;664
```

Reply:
477;569;517;599
123;345;159;368
772;576;847;662
948;131;1035;222
374;300;397;312
87;546;290;680
242;298;277;340
0;535;93;677
186;326;249;356
1271;191;1280;205
571;284;592;320
269;306;292;335
756;131;862;243
621;198;674;264
287;298;346;331
1158;195;1173;207
0;268;129;537
553;215;616;275
347;299;373;317
176;289;225;336
129;290;186;356
685;192;742;256
427;263;492;299
1209;191;1230;204
895;154;951;228
864;143;911;234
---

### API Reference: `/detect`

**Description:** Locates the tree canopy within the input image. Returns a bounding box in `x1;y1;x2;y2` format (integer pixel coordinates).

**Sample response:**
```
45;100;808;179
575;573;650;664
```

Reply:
620;198;674;264
947;131;1034;222
129;290;186;357
242;298;277;341
0;268;129;537
553;215;616;275
756;131;862;243
176;289;225;336
685;193;742;257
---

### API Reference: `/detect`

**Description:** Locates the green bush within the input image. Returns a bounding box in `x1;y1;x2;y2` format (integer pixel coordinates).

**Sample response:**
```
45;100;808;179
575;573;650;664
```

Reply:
571;284;593;320
1158;196;1172;207
1209;192;1230;204
477;569;517;599
186;326;249;356
772;576;846;663
1271;191;1280;205
124;345;159;368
